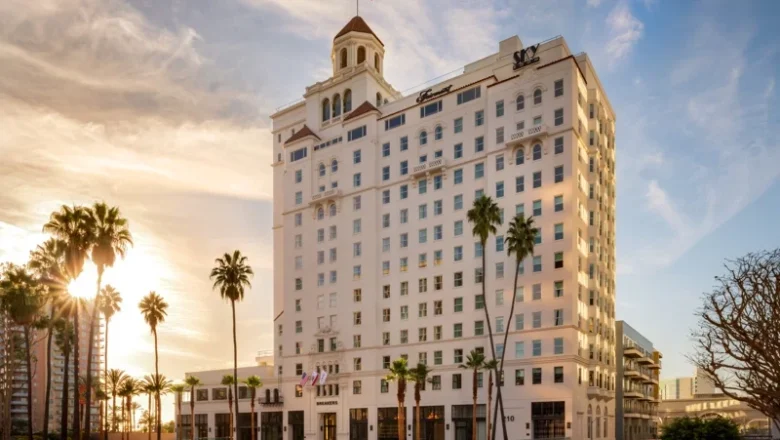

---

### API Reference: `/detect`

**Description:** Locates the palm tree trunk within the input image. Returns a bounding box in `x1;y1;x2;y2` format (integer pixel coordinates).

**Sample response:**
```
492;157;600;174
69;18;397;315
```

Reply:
415;393;421;440
397;399;403;440
3;330;13;440
73;307;81;440
104;318;110;440
61;335;70;440
487;370;493;440
231;300;240;440
154;329;161;440
148;393;152;440
250;391;256;440
479;248;507;440
156;394;161;440
112;392;117;433
190;390;195;440
43;311;55;440
472;368;477;440
23;326;33;440
493;261;521;440
228;389;233;440
85;280;99;440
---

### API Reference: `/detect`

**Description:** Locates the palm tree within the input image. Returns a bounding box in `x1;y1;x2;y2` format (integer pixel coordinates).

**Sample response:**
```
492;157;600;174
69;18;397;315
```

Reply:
101;286;122;437
493;214;536;436
184;375;201;440
170;384;186;440
0;263;45;440
107;369;127;432
460;350;485;440
28;238;66;440
54;318;75;440
483;359;499;440
243;376;263;440
119;378;140;439
467;195;508;439
138;292;168;440
142;380;154;440
43;204;95;440
85;203;132;440
385;358;411;440
210;250;253;426
221;375;235;440
144;374;171;440
409;363;432;440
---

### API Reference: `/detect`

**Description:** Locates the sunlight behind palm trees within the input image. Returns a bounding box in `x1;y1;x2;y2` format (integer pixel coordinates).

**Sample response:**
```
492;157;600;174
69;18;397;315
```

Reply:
68;263;98;299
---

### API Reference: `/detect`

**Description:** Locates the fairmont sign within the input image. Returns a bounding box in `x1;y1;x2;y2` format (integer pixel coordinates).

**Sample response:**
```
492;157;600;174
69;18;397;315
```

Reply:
417;85;453;103
510;125;544;141
513;44;540;70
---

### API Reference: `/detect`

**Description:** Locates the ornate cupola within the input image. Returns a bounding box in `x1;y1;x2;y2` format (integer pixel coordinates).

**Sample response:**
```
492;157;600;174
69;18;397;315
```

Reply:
331;16;385;77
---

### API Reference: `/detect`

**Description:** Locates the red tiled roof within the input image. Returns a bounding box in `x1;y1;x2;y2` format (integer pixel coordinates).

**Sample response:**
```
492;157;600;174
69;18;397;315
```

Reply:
334;16;384;46
284;125;320;145
343;101;381;123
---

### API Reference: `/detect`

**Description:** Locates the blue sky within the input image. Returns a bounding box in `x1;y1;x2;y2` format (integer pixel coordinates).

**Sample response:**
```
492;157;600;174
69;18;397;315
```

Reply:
1;0;779;419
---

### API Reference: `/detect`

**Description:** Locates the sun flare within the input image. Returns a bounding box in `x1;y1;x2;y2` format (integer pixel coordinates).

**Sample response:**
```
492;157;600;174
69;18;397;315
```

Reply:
67;263;99;299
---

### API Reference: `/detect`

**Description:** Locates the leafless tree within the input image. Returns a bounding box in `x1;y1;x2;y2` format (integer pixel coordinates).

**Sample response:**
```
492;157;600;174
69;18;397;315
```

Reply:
691;249;780;433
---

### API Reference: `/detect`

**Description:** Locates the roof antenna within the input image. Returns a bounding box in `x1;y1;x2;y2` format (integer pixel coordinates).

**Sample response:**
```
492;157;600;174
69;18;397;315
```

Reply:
356;0;359;16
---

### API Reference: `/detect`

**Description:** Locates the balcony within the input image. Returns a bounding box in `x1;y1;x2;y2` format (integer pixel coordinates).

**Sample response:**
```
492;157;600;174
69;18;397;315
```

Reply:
587;386;601;399
508;124;548;144
578;271;589;287
310;188;342;205
412;158;446;177
637;356;653;365
624;390;643;399
623;369;639;378
578;238;589;257
624;347;642;358
624;411;642;419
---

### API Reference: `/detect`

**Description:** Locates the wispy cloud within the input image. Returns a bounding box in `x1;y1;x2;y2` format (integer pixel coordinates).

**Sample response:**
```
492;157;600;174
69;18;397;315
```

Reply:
605;1;643;65
586;0;604;8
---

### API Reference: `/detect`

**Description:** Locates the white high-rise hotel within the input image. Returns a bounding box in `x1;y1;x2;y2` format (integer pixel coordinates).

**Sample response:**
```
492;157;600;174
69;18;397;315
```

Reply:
271;16;617;440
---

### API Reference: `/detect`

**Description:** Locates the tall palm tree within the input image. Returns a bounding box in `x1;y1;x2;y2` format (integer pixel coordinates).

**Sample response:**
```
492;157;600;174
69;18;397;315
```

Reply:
85;202;132;440
54;318;75;440
467;195;508;440
184;375;201;440
460;350;485;440
0;263;45;440
210;250;253;426
242;376;262;440
142;380;154;440
385;358;410;440
493;214;537;437
483;359;499;440
144;374;171;440
28;238;66;440
107;369;127;432
138;292;168;440
43;204;95;440
119;378;140;439
170;384;186;440
101;286;122;438
221;375;235;440
409;363;432;440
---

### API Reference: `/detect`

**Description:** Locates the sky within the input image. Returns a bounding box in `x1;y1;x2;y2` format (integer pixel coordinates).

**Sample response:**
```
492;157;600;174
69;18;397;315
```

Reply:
1;0;779;423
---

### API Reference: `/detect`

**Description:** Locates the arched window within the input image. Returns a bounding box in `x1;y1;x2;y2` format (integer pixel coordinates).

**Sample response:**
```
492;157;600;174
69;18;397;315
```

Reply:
317;207;324;220
319;163;326;177
374;53;380;70
596;406;601;438
376;92;382;107
534;88;542;105
533;143;542;160
434;125;443;140
329;204;337;216
331;159;338;173
357;46;366;64
340;48;348;68
515;148;524;165
603;408;608;437
516;95;525;111
419;130;428;146
587;405;593;439
332;94;342;117
343;89;352;113
322;98;331;122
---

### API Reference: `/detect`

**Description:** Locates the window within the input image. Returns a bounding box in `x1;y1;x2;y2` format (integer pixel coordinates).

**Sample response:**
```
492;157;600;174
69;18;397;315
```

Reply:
433;225;442;240
554;108;564;126
434;125;443;141
453;270;463;286
381;143;390;158
353;219;362;235
353;173;361;187
533;171;542;188
290;147;307;162
419;253;428;268
294;191;303;205
452;374;462;390
418;328;427;342
418;178;428;194
533;144;542;160
516;94;525;111
475;163;484;178
496;100;504;117
454;142;463;159
554;195;563;212
532;368;542;384
385;114;406;131
533;340;542;356
434;250;443;265
353;265;361;280
457;86;481;104
295;278;302;290
475;136;484;152
400;330;408;344
515;314;524;331
294;169;303;183
554;137;564;154
348;125;367;142
474;320;484;336
420;100;443;118
554;224;563;241
399;135;409;151
398;161;408;177
554;79;564;97
453;117;464;134
496;127;504;144
475;294;485;310
515;369;525;386
554;281;564;298
419;204;427;220
554;166;563;183
554;338;564;354
554;309;563;327
532;311;542;329
454;297;463;312
533;256;542;272
329;225;337;240
419;228;427;244
382;166;390;181
533;200;542;216
533;89;542;105
495;181;505;198
400;257;408;272
353;196;361;211
400;233;408;248
294;213;302;227
419;278;428;293
554;252;564;269
475;110;484;126
382;308;390;322
454;323;463;338
454;169;463;184
400;281;408;296
496;316;505;333
400;209;408;224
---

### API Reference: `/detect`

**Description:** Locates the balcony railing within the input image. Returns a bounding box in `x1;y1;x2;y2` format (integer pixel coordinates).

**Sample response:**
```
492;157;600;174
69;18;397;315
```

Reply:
412;158;446;176
310;188;342;204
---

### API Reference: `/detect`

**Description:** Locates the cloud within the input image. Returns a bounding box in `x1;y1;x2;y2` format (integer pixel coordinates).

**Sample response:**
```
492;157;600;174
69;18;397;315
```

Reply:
605;1;643;64
586;0;604;7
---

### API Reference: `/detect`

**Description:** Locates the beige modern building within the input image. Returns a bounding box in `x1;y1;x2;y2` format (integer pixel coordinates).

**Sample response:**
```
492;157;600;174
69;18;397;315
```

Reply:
271;16;617;440
615;321;661;440
659;368;716;401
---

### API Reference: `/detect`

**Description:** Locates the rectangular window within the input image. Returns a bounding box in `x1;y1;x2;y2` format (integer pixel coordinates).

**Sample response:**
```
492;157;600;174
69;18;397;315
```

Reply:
554;338;564;355
475;163;484;178
433;199;443;215
353;196;361;211
400;257;408;272
496;181;504;198
496;316;505;333
474;320;484;336
385;114;406;131
400;160;408;176
515;341;525;358
496;262;504;279
419;278;428;293
382;166;390;181
554;166;564;183
454;143;463;159
453;323;463;339
382;143;390;157
515;176;525;193
399;184;408;200
418;328;427;342
532;340;542;356
401;281;408;296
419;228;427;244
453;270;463;286
515;369;525;386
554;281;563;297
452;374;462;390
454;297;463;312
533;311;542;329
400;209;408;224
290;147;308;162
400;330;408;344
533;171;542;188
353;265;361;280
554;137;564;154
475;110;484;126
554;79;564;97
554;309;563;326
433;225;442;240
533;116;542;126
554;223;563;240
496;100;504;117
532;368;542;384
515;313;524;330
419;203;428;219
400;233;408;248
554;252;564;269
418;253;427;268
454;194;463;210
294;191;302;205
533;200;542;216
554;366;563;383
295;169;302;183
554;195;563;212
475;136;484;153
348;125;367;141
434;250;443;265
496;127;504;144
382;309;390;322
353;173;361;187
400;136;408;151
454;117;463;133
434;351;443;365
420;100;443;118
554;108;563;126
433;174;443;189
457;86;481;104
475;294;485;310
382;213;390;228
454;169;463;184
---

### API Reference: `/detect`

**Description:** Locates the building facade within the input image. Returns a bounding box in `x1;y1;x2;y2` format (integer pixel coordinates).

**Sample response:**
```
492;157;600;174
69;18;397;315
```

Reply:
659;368;716;401
615;322;661;440
271;16;617;440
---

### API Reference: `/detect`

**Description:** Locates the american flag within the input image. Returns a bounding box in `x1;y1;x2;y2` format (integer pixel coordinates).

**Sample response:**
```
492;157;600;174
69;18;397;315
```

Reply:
299;372;308;386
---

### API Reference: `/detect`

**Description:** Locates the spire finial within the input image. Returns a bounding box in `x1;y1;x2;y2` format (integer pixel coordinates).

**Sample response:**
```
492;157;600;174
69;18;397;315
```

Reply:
356;0;359;16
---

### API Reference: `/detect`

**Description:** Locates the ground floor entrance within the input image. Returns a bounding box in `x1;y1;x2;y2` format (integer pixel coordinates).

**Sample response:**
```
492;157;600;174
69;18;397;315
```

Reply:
289;410;304;440
451;405;486;440
321;412;337;440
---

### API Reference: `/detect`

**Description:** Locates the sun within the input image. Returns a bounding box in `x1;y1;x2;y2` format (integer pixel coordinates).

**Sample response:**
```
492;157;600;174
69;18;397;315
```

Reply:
68;263;99;299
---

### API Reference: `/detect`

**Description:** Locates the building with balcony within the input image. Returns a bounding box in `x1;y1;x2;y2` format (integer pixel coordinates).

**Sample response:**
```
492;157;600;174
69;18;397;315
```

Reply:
615;321;661;440
659;367;717;401
271;14;617;440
